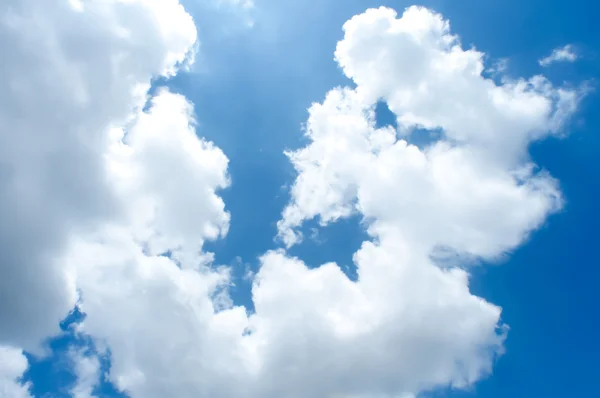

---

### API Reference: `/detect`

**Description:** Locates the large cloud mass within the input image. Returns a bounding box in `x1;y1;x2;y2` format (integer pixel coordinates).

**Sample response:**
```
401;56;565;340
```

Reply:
0;0;198;351
0;2;581;398
272;5;579;397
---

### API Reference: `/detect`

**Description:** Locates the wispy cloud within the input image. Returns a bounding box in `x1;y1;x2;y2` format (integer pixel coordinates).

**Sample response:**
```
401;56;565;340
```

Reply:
539;44;578;67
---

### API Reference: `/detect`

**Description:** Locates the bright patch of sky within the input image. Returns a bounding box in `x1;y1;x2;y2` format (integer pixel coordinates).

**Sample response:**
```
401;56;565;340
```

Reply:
1;0;599;397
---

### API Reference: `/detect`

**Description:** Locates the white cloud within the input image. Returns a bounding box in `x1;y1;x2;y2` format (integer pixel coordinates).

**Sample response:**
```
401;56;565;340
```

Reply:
69;348;101;398
68;89;238;397
279;6;579;251
539;44;578;66
0;346;32;398
0;3;585;398
75;6;577;398
248;248;504;397
488;58;509;75
273;5;582;396
1;0;235;395
0;0;197;352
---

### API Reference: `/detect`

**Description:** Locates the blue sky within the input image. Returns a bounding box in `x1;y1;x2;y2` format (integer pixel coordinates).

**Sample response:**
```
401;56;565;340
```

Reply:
2;0;599;397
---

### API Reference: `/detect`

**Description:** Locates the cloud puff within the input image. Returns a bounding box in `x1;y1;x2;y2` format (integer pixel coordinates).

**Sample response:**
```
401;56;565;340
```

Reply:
0;3;584;398
0;0;197;352
69;89;237;397
539;44;578;66
0;346;32;398
76;6;578;398
279;6;579;250
69;348;101;398
273;5;582;395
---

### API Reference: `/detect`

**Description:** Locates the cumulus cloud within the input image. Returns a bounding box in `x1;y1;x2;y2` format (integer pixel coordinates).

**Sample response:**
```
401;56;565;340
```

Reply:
69;348;101;398
68;89;238;397
273;5;582;396
0;346;32;398
539;44;578;66
279;6;579;250
0;3;584;398
0;0;198;352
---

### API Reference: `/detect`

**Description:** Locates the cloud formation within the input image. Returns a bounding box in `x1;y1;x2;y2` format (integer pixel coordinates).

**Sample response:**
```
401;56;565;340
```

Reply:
69;348;101;398
539;44;578;66
0;0;198;352
279;7;578;250
0;346;32;398
0;3;583;398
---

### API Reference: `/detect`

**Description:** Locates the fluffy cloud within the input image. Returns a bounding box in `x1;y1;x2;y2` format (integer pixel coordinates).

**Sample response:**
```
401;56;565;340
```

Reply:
279;6;579;252
248;248;503;397
273;5;582;396
0;0;197;352
1;0;234;393
0;347;32;398
0;3;583;398
78;6;577;398
539;44;578;66
68;89;239;397
69;348;101;398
